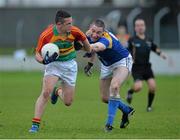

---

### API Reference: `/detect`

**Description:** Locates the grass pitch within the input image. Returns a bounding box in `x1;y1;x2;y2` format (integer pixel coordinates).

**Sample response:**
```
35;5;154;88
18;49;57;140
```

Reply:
0;71;180;138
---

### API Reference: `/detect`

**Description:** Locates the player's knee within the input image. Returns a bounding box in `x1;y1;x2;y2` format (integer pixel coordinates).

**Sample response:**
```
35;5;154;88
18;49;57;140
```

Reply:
101;96;108;103
134;84;142;92
42;89;51;99
148;83;156;93
64;102;72;106
64;99;73;106
110;83;119;92
149;86;156;93
135;87;142;92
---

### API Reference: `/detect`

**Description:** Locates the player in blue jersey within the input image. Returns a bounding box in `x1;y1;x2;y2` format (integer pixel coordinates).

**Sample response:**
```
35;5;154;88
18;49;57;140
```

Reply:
84;19;135;132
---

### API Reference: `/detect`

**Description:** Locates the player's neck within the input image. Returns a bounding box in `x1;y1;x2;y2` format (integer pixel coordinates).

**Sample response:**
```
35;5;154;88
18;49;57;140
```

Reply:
137;33;145;39
58;30;68;37
56;26;68;37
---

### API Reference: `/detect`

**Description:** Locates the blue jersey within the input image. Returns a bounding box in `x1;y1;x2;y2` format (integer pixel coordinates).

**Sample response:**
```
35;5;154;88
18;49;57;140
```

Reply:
88;31;129;66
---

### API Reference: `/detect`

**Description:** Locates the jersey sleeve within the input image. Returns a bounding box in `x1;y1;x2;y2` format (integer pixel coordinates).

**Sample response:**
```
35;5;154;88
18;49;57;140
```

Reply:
35;25;53;53
127;38;133;54
98;37;110;48
151;40;158;52
35;34;48;53
71;26;86;42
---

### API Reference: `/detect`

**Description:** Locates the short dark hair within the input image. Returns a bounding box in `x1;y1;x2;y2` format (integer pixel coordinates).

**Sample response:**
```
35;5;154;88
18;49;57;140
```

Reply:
55;10;71;24
92;19;105;30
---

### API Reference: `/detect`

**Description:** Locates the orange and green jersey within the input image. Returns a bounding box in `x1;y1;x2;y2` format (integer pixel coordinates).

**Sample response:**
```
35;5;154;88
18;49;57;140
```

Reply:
36;24;86;61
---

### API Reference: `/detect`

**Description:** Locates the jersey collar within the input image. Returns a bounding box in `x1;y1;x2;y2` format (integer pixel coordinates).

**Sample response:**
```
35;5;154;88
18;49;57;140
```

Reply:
53;25;71;37
53;25;59;36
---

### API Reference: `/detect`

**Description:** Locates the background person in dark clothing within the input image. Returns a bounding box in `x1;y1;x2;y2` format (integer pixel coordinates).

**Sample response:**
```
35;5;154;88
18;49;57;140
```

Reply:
126;18;167;112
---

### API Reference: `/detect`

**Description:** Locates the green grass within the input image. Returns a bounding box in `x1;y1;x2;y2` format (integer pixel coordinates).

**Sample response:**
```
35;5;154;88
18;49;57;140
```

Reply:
0;71;180;138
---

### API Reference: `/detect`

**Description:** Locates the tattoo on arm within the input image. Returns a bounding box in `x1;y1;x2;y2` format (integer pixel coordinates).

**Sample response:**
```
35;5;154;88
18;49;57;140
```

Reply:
94;45;99;49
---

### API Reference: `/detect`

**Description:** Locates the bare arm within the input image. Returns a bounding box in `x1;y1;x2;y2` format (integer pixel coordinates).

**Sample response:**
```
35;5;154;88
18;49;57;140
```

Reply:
82;39;92;53
155;48;167;60
35;52;44;64
91;42;106;52
151;41;167;60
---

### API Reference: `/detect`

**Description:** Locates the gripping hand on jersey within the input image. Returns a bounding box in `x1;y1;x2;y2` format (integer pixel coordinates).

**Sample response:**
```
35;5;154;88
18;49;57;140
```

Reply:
43;52;58;65
84;62;93;76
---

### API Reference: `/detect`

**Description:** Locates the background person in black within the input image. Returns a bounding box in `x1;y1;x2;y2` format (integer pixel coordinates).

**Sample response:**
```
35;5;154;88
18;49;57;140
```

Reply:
126;18;167;112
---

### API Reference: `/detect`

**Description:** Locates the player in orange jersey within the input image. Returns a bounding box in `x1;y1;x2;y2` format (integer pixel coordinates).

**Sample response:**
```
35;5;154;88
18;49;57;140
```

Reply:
29;10;91;133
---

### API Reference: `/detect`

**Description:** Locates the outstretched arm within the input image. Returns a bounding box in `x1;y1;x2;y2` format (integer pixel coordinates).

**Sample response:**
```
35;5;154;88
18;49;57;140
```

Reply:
82;41;107;58
82;38;92;53
155;48;167;60
90;42;106;52
151;42;175;66
151;42;167;60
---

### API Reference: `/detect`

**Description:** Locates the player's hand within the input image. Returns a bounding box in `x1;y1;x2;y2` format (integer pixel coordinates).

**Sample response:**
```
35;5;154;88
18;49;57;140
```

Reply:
160;52;167;60
84;62;93;76
74;40;83;51
83;53;92;58
43;52;58;65
86;30;92;36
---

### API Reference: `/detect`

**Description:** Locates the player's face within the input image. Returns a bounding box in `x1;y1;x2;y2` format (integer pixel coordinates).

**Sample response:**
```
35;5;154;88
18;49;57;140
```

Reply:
89;24;104;42
56;17;72;33
135;20;146;35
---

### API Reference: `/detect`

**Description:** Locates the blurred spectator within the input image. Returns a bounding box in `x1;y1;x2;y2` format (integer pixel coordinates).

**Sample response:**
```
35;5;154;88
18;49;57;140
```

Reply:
116;25;130;48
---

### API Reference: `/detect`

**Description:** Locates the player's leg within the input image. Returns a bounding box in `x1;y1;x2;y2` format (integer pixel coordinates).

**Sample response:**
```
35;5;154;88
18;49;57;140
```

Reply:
132;80;143;92
50;60;77;105
105;66;134;131
51;81;62;104
99;63;112;104
60;83;75;106
126;80;143;104
144;66;155;111
100;64;116;131
126;65;143;104
51;82;75;106
146;78;156;111
100;78;112;103
29;75;59;132
113;67;135;127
